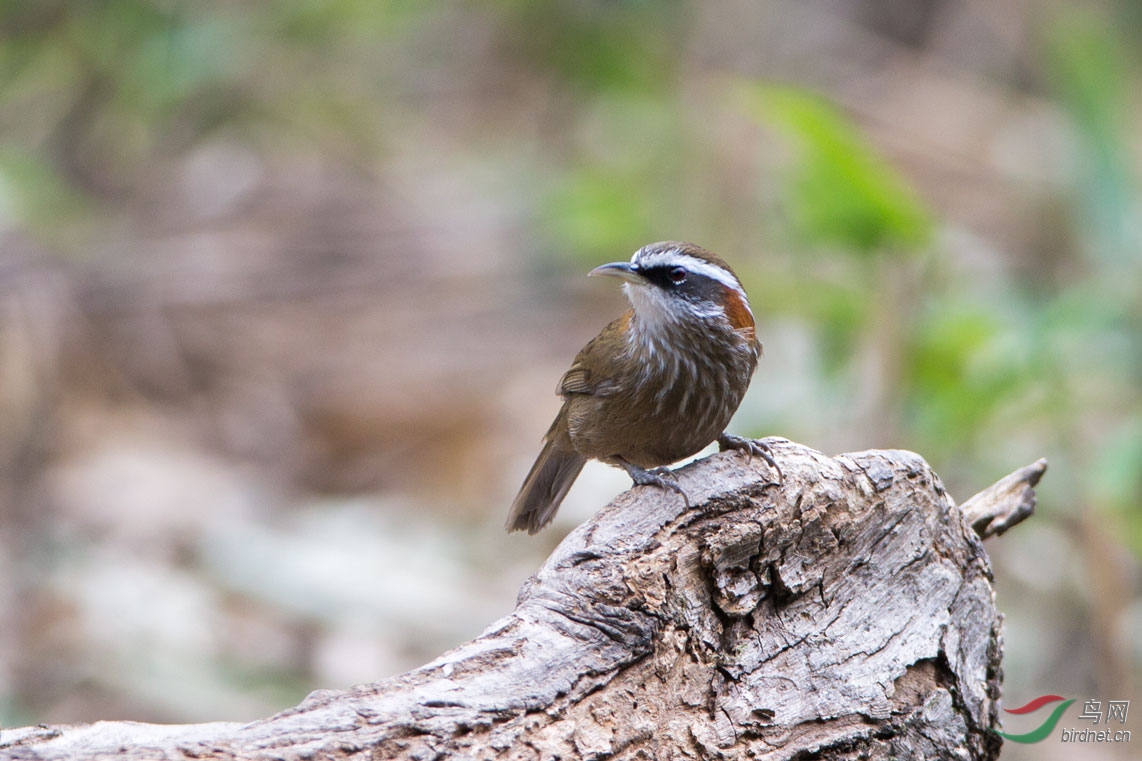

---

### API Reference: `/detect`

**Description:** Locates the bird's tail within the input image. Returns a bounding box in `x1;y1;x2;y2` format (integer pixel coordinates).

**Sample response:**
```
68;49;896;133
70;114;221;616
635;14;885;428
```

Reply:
505;421;586;535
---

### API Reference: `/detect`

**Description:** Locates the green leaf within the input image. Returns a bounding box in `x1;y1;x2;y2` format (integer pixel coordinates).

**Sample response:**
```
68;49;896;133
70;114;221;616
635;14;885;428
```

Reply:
905;305;1022;451
0;150;91;233
742;84;933;255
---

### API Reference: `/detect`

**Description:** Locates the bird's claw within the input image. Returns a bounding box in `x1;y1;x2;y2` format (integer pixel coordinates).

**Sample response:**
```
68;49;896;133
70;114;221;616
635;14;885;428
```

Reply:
619;461;691;507
718;433;783;482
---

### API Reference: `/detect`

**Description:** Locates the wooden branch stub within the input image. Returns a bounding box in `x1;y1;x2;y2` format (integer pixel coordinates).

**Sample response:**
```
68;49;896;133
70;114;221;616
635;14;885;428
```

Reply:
0;441;1043;761
960;458;1046;539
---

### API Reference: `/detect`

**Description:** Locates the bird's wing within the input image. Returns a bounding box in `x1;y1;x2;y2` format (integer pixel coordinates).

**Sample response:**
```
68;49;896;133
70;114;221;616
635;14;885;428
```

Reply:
557;366;601;395
555;312;631;399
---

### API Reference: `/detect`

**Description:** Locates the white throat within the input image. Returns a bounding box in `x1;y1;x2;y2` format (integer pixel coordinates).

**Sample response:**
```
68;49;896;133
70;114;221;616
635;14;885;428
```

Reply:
623;283;730;361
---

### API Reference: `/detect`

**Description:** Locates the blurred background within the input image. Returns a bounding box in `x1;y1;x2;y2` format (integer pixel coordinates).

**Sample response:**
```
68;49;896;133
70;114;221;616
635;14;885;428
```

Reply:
0;1;1138;758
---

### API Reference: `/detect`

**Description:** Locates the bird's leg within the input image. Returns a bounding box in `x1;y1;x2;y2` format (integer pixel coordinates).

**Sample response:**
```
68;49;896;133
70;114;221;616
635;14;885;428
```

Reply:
612;457;690;507
718;433;782;482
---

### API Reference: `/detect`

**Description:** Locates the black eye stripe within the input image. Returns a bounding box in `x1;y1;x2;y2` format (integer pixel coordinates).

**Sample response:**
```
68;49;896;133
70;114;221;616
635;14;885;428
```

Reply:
638;263;702;289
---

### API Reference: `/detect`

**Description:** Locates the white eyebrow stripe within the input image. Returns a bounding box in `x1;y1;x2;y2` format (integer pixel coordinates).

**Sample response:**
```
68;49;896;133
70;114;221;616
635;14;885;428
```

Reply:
632;250;748;298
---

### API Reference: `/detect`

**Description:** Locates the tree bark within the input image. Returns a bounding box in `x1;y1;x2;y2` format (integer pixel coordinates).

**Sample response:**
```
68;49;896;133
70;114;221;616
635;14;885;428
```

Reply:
0;440;1042;760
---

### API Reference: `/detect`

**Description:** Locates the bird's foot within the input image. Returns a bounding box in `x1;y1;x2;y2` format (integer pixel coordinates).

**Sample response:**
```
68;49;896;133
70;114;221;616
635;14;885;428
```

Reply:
718;433;783;482
617;459;690;507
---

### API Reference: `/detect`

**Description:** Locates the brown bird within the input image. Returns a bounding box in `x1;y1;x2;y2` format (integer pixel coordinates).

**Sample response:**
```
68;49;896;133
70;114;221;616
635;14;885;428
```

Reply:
506;241;778;534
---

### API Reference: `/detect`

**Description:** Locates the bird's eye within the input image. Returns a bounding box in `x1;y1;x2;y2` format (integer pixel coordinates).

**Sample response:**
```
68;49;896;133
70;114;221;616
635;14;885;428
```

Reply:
669;266;687;284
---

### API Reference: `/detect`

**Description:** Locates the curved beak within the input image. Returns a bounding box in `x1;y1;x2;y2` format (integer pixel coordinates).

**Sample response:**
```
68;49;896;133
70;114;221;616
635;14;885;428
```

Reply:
588;261;646;284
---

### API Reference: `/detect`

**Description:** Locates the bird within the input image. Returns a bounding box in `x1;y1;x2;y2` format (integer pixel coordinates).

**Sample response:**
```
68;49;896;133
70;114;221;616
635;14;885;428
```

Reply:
506;241;778;534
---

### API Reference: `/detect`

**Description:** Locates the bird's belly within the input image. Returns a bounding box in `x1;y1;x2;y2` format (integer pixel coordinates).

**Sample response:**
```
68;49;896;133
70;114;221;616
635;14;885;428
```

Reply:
566;377;743;468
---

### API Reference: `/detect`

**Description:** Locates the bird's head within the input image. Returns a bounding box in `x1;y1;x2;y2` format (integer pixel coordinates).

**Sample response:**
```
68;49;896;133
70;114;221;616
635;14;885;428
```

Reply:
589;241;756;340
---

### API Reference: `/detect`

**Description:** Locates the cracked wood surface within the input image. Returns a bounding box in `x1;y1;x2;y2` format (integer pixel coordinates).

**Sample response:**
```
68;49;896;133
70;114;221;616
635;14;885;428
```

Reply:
0;440;1041;760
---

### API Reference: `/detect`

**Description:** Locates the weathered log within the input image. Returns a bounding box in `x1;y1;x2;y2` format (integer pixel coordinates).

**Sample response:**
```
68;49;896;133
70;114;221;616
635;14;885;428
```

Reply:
0;440;1042;760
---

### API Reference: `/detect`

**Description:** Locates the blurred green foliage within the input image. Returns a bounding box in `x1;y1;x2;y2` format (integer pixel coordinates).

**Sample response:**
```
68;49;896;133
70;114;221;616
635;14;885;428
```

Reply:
1047;9;1137;266
499;0;687;94
1041;12;1142;550
907;303;1022;451
742;83;936;388
744;85;933;255
546;164;656;260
